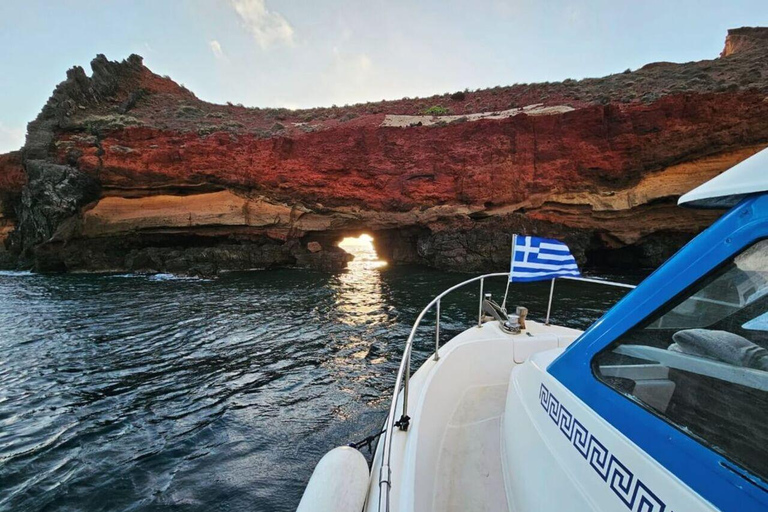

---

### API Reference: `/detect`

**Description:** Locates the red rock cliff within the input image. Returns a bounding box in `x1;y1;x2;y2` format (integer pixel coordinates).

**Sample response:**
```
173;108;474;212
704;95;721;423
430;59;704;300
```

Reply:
0;151;24;265
2;28;768;273
721;26;768;57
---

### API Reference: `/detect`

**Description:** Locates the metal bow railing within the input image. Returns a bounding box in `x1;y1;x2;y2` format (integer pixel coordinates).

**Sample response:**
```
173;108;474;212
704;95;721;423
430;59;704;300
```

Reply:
375;273;635;511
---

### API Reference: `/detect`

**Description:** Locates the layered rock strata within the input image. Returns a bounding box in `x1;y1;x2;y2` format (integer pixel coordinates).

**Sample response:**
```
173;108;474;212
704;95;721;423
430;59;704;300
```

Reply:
1;27;767;273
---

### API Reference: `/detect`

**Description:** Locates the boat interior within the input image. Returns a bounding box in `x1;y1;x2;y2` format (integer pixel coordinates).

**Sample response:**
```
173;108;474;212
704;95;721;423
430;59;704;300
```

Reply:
367;316;583;512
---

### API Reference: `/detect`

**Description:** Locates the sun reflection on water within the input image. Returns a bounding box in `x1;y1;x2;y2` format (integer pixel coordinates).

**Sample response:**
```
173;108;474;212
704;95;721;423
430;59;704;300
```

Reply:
337;235;387;269
335;235;388;326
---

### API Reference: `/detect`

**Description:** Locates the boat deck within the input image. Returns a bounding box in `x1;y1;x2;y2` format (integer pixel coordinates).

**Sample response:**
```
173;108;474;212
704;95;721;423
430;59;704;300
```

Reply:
432;383;510;512
365;320;583;512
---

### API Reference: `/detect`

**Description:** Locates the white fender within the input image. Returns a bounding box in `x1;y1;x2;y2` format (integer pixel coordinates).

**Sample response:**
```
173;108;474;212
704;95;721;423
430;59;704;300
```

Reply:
296;446;370;512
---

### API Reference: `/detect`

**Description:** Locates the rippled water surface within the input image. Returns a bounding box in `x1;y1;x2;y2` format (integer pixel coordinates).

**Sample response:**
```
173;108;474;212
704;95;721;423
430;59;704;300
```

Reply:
0;245;640;511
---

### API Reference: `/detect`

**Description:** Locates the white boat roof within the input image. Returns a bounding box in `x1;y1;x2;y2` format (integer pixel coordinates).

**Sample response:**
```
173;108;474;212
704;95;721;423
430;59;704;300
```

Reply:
679;147;768;208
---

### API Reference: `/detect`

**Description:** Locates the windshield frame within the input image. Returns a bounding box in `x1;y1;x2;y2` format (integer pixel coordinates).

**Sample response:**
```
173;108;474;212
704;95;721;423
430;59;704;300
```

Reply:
548;194;768;510
592;238;768;481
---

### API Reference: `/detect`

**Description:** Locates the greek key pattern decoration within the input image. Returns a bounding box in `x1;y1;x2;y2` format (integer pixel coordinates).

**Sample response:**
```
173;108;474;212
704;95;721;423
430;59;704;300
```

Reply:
539;384;667;512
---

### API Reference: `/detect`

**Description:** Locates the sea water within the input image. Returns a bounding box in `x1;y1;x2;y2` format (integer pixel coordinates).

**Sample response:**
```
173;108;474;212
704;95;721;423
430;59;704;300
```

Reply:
0;261;636;511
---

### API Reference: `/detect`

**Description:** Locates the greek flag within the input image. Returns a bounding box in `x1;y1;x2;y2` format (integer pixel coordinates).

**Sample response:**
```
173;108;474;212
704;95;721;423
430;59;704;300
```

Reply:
510;235;580;282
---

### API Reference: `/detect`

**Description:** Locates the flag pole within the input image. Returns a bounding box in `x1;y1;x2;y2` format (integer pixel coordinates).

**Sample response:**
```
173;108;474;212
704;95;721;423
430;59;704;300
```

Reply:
501;235;516;312
545;278;555;325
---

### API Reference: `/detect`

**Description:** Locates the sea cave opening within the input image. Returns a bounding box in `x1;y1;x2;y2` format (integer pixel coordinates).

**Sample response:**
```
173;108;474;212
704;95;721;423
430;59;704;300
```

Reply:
337;234;387;269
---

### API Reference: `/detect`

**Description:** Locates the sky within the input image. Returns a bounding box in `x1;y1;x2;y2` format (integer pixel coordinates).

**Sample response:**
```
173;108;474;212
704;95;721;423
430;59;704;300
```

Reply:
0;0;766;153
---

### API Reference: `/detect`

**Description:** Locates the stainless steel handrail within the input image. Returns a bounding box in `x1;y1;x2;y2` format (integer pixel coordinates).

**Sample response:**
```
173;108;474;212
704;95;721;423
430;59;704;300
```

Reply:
376;272;508;511
376;272;634;511
544;276;637;324
560;276;637;289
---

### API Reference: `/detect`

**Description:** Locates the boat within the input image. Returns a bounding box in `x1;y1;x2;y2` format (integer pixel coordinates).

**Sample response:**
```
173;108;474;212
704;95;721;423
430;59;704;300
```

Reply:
297;148;768;512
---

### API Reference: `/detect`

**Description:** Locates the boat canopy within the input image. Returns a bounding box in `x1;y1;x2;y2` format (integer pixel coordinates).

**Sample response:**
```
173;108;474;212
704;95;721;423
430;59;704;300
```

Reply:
679;147;768;209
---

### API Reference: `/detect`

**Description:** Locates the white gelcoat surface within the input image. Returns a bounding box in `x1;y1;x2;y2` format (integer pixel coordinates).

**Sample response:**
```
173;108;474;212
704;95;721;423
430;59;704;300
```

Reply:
354;319;721;511
432;384;509;512
679;147;768;208
296;446;369;512
362;320;582;512
502;352;718;512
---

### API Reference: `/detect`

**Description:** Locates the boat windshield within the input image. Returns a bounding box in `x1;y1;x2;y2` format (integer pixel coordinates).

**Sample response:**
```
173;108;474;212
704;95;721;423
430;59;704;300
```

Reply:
594;239;768;482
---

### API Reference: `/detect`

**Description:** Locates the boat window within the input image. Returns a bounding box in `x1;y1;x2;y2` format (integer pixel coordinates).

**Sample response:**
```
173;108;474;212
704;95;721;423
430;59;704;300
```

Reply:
743;311;768;332
593;240;768;482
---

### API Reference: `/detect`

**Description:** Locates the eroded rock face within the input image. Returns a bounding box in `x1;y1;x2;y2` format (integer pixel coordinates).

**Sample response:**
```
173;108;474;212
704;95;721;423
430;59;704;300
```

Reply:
1;28;767;273
721;26;768;57
0;151;24;267
17;162;100;261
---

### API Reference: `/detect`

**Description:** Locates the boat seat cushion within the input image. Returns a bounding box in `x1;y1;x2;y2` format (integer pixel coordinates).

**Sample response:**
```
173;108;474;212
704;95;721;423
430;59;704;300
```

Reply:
671;328;768;371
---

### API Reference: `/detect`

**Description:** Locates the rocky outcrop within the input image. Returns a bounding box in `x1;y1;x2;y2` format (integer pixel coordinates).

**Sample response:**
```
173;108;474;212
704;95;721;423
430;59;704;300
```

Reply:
721;26;768;57
0;151;24;267
1;28;768;273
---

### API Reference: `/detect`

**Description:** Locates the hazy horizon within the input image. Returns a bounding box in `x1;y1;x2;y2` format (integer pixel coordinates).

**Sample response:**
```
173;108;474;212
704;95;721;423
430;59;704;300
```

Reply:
1;0;766;153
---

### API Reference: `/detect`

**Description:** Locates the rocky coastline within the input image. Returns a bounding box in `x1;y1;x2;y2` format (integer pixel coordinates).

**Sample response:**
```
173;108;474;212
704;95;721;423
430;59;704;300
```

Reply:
1;27;767;275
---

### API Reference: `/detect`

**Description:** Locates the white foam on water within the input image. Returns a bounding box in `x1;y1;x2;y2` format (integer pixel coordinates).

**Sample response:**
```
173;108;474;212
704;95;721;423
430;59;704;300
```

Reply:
147;273;210;282
0;270;34;277
104;272;211;281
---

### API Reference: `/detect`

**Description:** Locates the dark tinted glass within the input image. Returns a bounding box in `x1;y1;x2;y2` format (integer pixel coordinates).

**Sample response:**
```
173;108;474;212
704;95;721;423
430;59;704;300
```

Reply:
594;241;768;481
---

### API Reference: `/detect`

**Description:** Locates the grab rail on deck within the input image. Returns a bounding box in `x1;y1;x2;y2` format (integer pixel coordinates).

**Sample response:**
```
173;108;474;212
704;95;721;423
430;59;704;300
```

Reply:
376;273;636;512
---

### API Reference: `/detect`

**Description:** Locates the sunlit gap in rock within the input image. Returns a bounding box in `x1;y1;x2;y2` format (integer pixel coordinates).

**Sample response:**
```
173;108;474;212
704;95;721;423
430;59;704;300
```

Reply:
338;234;387;269
335;234;388;327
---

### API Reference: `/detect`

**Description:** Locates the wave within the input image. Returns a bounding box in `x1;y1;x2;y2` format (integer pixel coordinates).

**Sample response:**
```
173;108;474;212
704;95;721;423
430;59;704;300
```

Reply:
104;272;211;281
148;273;210;282
0;270;34;277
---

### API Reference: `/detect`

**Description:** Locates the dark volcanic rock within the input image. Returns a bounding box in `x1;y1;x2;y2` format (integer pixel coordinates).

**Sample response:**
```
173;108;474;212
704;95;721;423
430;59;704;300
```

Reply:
15;161;100;268
295;248;354;272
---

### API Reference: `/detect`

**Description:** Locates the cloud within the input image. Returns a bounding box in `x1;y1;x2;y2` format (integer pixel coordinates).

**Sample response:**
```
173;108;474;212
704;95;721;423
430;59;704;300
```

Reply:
0;123;24;154
209;40;225;59
228;0;294;49
333;48;373;80
317;48;377;105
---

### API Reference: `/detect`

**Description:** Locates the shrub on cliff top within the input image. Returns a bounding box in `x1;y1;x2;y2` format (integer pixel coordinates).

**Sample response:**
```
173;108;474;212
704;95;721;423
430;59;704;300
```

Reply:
299;112;317;122
265;108;289;121
198;125;221;136
81;114;142;135
421;105;451;116
175;105;204;118
223;120;244;129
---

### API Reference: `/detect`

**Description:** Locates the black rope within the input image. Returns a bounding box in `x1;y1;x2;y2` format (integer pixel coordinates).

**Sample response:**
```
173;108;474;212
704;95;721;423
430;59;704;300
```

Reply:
348;428;386;453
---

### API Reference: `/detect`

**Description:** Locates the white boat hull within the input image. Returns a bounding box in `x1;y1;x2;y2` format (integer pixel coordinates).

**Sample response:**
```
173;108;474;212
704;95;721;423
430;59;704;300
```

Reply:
363;320;717;512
